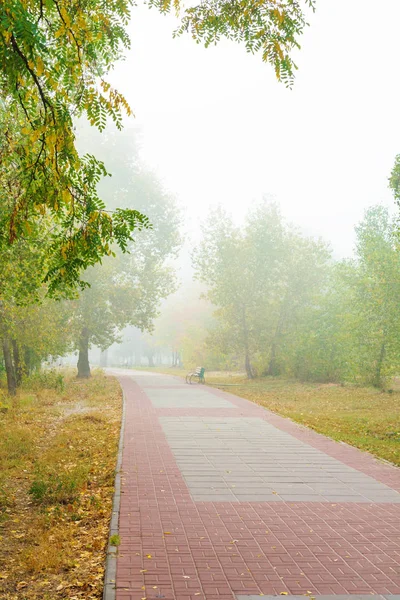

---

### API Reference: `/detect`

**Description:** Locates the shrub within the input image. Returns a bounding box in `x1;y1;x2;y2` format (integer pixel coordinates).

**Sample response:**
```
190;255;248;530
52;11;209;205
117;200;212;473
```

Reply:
24;369;65;393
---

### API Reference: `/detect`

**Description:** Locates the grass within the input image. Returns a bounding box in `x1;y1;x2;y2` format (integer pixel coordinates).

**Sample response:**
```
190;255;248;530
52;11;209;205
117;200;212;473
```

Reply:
133;367;400;467
109;534;120;546
0;370;122;600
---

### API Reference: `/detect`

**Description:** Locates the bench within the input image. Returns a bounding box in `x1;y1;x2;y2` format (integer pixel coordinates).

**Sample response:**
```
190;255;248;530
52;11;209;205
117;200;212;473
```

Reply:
185;367;206;384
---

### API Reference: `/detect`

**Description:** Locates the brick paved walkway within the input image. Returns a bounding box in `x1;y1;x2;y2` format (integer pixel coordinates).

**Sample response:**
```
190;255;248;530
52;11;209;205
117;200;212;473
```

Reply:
110;370;400;600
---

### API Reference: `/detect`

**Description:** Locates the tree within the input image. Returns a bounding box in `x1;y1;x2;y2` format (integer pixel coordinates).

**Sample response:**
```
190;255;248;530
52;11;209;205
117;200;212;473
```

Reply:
193;206;257;377
146;283;216;369
193;201;332;378
72;251;177;377
0;222;51;394
0;5;151;293
70;126;181;376
344;206;400;388
1;0;313;292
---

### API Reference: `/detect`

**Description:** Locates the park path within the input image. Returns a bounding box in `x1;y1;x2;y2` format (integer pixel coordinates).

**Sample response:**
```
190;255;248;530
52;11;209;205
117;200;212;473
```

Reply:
108;369;400;600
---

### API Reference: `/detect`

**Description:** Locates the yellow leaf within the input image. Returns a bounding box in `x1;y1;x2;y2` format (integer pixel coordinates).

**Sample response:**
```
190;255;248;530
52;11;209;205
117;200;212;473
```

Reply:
17;582;28;590
36;57;45;76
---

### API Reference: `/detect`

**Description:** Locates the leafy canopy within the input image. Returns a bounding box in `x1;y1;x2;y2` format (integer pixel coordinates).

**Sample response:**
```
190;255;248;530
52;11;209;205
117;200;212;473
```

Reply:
0;0;148;293
1;0;313;292
155;0;315;85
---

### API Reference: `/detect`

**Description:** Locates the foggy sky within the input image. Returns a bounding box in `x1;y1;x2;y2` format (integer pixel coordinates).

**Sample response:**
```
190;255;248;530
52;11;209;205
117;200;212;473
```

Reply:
108;0;400;257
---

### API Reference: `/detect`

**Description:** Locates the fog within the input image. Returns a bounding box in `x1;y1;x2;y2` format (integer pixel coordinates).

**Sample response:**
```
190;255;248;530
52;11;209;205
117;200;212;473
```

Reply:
4;0;400;390
76;0;400;386
107;0;400;257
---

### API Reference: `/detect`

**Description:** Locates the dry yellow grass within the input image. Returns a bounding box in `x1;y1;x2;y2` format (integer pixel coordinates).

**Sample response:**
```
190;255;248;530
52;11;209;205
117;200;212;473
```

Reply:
0;370;121;600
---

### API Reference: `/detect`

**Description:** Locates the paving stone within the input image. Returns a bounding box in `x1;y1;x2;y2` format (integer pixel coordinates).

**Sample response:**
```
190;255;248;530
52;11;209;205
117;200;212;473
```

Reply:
236;596;394;600
146;388;237;408
110;369;400;600
159;416;400;503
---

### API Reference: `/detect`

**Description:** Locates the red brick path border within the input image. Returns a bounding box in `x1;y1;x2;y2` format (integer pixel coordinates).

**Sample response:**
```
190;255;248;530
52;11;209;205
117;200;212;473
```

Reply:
114;375;400;600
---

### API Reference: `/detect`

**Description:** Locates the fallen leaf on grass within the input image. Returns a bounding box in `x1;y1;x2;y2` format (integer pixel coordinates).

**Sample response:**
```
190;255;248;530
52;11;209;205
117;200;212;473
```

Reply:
16;582;29;590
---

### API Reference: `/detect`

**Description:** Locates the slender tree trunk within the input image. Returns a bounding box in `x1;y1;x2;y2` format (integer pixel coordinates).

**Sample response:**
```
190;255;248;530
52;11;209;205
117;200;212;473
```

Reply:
374;342;386;388
242;306;254;379
266;299;288;377
77;328;91;378
12;339;23;386
2;338;17;396
24;347;32;375
100;348;108;368
267;341;280;376
147;352;155;367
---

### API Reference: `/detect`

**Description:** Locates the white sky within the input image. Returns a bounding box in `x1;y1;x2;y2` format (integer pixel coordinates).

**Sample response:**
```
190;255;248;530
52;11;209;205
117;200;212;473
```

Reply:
109;0;400;257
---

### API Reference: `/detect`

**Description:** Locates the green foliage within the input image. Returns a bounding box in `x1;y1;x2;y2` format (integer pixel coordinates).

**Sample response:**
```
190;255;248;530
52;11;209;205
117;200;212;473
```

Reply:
0;0;312;293
389;154;400;202
152;0;315;86
190;202;400;388
109;534;121;546
0;0;148;293
29;467;88;505
23;369;65;393
193;200;331;378
70;125;181;374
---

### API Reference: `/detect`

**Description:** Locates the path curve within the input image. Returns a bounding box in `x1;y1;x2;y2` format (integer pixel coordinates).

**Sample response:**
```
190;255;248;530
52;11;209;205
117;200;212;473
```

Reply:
107;369;400;600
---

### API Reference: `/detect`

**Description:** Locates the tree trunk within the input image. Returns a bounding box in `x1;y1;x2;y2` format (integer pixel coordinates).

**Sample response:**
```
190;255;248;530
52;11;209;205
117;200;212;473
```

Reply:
77;328;91;378
242;306;254;379
12;339;23;386
267;341;280;376
266;299;287;377
2;338;16;396
147;352;155;367
100;348;108;368
374;342;386;388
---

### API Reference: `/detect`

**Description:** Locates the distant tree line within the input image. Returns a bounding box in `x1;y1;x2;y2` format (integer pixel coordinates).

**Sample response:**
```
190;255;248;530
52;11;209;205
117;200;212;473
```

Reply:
148;202;399;390
191;202;400;388
0;126;181;395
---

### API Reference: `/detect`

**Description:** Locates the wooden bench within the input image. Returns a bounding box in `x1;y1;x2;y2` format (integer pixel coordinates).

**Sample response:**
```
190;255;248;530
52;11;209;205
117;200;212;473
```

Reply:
185;367;206;384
